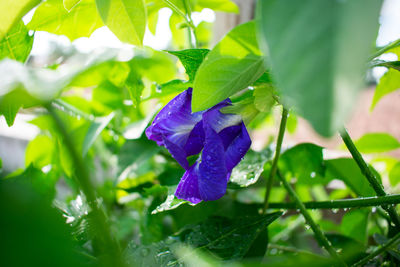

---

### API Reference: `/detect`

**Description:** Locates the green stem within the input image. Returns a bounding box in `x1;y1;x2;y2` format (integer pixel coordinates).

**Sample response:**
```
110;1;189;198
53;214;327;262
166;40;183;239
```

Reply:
276;169;347;266
370;38;400;60
46;105;124;267
53;99;123;136
340;128;400;230
263;107;289;212
352;231;400;267
267;194;400;209
268;244;321;258
182;0;198;48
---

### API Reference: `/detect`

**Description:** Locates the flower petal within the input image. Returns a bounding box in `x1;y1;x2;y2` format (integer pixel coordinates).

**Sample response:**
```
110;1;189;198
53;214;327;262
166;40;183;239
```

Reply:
203;100;242;133
183;121;205;156
218;125;242;149
224;122;252;171
175;164;202;204
198;121;229;201
145;88;203;147
162;135;189;169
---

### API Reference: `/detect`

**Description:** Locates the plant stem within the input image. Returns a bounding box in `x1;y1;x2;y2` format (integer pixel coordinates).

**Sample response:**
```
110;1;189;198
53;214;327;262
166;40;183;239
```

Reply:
46;104;124;267
268;244;320;257
52;99;122;136
340;128;400;230
352;231;400;267
267;194;400;209
370;38;400;60
182;0;198;48
263;107;289;212
276;169;347;266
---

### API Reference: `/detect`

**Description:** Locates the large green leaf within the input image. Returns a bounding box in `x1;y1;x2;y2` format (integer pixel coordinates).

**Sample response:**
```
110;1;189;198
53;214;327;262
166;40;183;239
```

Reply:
0;50;117;126
168;49;209;81
63;0;81;10
229;148;273;187
0;21;33;62
325;158;378;197
96;0;146;46
25;135;55;168
0;0;40;40
340;209;369;244
127;212;282;266
192;21;265;112
82;112;114;155
353;133;400;154
280;143;326;185
28;0;103;41
257;0;382;136
371;69;400;110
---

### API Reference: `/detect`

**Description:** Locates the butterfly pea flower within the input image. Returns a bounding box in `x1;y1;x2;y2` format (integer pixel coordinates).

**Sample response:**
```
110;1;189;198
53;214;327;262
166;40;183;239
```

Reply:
145;88;251;204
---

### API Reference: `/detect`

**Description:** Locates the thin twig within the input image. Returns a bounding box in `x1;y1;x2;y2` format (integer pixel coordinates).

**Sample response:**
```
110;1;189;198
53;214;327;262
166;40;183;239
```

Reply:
276;169;347;266
267;194;400;210
340;128;400;230
352;231;400;267
263;107;288;212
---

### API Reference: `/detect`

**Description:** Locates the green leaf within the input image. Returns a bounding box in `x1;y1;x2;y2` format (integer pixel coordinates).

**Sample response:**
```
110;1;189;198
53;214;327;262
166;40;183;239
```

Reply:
389;162;400;187
253;84;275;112
169;13;188;50
0;21;33;62
325;158;378;197
127;212;282;266
25;135;55;168
371;69;400;110
82;113;114;155
192;21;265;112
370;60;400;72
63;0;80;10
0;0;40;40
195;0;239;13
28;0;103;41
168;49;210;81
230;148;273;187
96;0;146;46
280;143;326;185
340;209;370;244
257;0;382;136
353;133;400;153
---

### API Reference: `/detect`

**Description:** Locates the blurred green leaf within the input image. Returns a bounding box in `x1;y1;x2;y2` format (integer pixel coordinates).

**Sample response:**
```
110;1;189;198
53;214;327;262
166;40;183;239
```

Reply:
0;0;40;40
373;233;400;261
96;0;146;46
230;148;273;187
0;21;33;62
168;49;209;81
257;0;382;136
25;135;55;168
325;158;378;197
280;143;326;185
389;162;400;187
370;60;400;72
192;21;265;112
0;181;92;267
196;21;212;48
372;69;400;110
220;97;259;125
286;110;298;134
28;0;103;41
82;112;114;155
340;209;370;244
353;133;400;153
63;0;80;10
169;13;188;49
195;0;238;13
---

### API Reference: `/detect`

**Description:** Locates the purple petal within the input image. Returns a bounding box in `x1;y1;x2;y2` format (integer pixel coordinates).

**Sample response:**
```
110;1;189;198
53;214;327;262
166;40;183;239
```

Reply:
224;122;251;171
162;135;189;169
175;164;202;204
183;121;205;156
145;88;203;147
202;101;242;133
197;123;229;201
218;125;242;149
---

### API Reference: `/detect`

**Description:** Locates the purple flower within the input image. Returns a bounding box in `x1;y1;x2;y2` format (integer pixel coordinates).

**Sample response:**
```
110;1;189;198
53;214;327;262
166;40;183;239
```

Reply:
145;88;251;204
